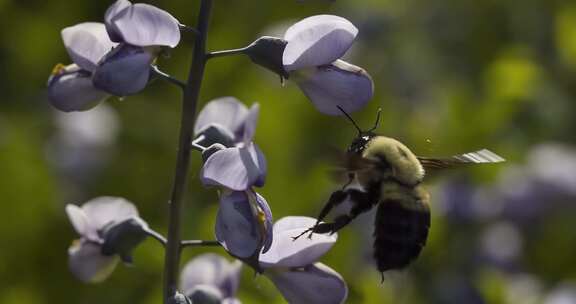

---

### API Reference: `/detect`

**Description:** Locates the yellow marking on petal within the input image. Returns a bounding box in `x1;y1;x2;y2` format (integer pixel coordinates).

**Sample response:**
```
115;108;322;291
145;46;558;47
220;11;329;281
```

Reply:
51;63;67;76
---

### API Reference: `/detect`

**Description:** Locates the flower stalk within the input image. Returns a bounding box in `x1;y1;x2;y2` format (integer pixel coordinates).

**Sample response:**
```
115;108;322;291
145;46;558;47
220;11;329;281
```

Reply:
163;0;213;302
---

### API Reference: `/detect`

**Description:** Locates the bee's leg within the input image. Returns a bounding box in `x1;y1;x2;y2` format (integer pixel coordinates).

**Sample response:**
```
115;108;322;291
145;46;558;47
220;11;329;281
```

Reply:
311;189;376;235
292;190;349;241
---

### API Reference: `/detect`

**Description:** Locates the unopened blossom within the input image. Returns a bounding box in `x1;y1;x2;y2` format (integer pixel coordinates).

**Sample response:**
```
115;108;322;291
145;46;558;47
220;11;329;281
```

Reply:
65;196;148;283
245;15;373;115
48;23;115;112
193;97;272;266
259;216;348;304
180;253;243;304
93;0;181;95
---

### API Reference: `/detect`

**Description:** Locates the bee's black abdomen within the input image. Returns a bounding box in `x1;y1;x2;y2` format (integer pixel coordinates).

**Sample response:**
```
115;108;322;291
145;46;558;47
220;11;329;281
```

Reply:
373;197;430;272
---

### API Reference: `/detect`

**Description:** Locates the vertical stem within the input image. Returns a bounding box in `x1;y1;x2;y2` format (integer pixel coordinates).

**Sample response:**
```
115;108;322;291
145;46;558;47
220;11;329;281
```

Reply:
163;0;213;302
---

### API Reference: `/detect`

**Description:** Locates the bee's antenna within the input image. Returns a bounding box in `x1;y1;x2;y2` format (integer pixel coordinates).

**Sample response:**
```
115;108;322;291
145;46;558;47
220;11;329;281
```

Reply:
368;108;382;132
337;105;362;134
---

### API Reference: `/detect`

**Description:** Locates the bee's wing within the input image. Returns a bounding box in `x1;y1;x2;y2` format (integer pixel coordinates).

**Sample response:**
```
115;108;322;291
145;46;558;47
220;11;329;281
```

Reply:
328;151;381;182
418;149;505;171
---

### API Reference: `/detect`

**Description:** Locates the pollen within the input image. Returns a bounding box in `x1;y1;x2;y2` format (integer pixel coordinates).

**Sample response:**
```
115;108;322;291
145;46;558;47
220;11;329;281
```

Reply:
257;208;266;224
51;63;67;76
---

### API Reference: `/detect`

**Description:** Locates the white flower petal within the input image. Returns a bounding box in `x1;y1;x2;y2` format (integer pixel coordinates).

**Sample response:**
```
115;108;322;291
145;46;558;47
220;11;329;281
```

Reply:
81;196;139;230
283;15;358;70
260;216;337;268
61;23;116;72
65;204;90;236
194;97;249;138
108;3;180;47
68;241;119;283
180;253;242;298
104;0;132;42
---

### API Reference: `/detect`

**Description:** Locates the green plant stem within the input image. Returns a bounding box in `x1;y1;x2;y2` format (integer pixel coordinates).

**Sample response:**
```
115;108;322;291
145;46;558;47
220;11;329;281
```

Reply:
144;228;167;247
163;0;213;302
206;47;248;59
151;65;186;89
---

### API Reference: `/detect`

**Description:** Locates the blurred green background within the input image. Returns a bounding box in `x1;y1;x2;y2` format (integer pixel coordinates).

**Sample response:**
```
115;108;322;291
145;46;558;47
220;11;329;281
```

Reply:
1;0;576;303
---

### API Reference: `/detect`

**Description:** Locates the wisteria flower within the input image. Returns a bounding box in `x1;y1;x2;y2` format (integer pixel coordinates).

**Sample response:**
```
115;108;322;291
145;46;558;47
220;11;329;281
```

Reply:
194;97;266;192
244;15;373;115
47;23;116;112
283;15;373;115
92;0;181;95
259;216;348;304
215;190;273;268
193;97;272;265
180;253;242;304
65;196;148;283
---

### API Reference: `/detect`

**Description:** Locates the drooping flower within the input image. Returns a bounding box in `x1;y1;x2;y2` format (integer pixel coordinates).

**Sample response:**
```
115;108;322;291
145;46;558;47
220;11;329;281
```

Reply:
180;253;243;304
48;1;181;111
65;196;148;283
47;23;116;112
244;15;373;115
284;15;373;115
259;216;348;304
215;190;273;266
92;0;181;95
194;97;266;192
193;97;272;266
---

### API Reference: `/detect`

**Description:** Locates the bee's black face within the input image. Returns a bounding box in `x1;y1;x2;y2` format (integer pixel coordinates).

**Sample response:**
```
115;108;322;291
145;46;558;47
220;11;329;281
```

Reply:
348;132;375;154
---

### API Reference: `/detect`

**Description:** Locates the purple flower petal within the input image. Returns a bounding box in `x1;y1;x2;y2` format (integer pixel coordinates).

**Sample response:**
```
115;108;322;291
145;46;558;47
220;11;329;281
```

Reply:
68;241;119;283
104;0;132;42
241;103;260;144
201;143;267;191
92;44;154;96
107;3;180;47
283;15;358;71
180;253;242;298
265;263;348;304
295;60;373;115
61;22;116;72
194;97;249;138
215;191;261;258
81;196;139;230
48;64;108;112
254;192;273;253
259;216;337;268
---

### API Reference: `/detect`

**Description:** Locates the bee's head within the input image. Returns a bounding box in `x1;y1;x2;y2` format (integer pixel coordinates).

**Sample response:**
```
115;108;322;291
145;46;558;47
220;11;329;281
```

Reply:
337;106;382;154
348;131;375;154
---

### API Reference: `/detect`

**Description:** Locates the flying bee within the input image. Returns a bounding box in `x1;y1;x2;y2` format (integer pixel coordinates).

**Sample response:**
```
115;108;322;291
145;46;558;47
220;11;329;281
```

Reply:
294;106;505;279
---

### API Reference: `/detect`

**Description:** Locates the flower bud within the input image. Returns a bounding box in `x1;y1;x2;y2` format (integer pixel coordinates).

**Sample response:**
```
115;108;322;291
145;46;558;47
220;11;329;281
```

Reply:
100;217;148;263
244;36;289;79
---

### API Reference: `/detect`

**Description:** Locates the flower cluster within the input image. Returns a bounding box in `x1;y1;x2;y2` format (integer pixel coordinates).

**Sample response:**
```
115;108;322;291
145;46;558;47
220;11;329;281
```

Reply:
48;0;180;112
179;216;347;304
53;1;370;303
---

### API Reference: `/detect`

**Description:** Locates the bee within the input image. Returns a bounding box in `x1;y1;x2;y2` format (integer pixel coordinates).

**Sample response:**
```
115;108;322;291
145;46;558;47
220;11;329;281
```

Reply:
294;106;505;280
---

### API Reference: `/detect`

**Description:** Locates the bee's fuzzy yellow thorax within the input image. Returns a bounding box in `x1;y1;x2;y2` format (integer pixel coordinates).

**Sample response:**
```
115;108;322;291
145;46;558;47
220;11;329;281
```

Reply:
363;136;425;185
